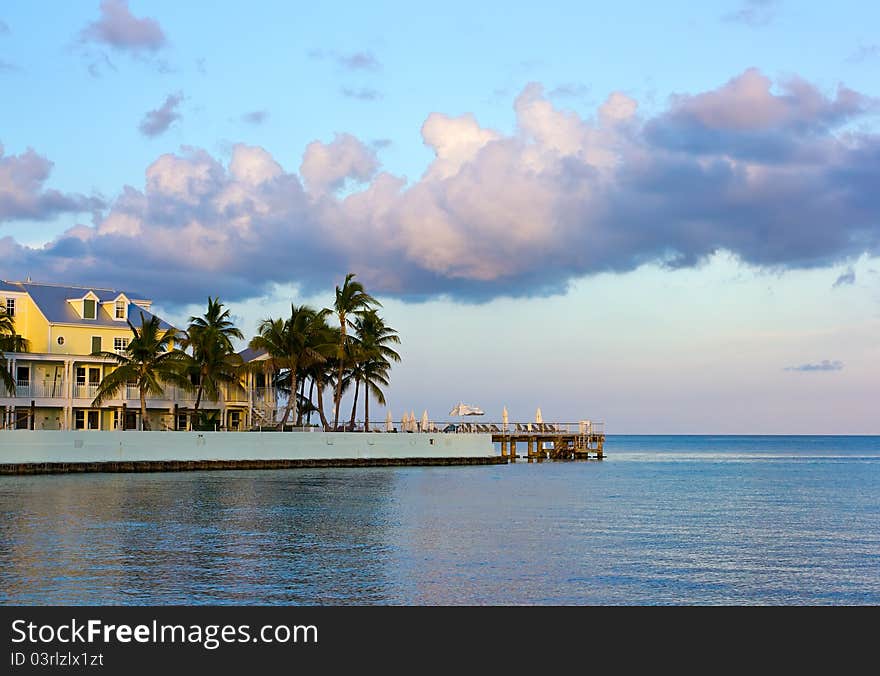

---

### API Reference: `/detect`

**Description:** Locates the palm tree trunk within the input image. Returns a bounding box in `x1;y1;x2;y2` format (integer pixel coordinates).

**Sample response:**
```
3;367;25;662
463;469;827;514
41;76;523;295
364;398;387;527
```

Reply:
333;313;346;430
364;381;370;432
279;371;299;429
193;382;203;413
306;378;315;425
316;377;329;431
140;388;149;431
295;377;306;426
348;377;360;429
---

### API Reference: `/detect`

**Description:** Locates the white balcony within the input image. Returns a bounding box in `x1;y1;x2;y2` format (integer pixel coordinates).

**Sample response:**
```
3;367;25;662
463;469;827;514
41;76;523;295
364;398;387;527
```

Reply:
73;383;100;400
14;379;67;399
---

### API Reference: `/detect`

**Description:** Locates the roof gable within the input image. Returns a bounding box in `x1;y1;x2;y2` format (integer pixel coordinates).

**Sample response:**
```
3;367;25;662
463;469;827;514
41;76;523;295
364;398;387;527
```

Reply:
16;282;174;330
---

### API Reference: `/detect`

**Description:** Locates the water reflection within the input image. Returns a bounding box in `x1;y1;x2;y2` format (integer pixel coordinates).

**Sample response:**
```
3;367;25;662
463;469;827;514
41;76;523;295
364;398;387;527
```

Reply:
1;437;879;605
0;470;397;604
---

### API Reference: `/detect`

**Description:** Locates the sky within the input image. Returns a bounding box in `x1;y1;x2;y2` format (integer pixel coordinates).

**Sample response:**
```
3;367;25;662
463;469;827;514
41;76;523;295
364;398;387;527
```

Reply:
1;0;879;433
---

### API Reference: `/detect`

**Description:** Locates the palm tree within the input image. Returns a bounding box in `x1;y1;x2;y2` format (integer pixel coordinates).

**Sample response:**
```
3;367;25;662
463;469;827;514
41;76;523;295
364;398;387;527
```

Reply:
302;322;339;430
0;307;27;395
248;304;329;429
180;298;244;425
329;273;379;430
352;310;400;431
92;312;187;430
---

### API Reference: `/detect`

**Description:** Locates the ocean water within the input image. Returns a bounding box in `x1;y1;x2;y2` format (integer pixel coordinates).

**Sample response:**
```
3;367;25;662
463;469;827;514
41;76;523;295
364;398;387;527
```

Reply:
0;435;878;605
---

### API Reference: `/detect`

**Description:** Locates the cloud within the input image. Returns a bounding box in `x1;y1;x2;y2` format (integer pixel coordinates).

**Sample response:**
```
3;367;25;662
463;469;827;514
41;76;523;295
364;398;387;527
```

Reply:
0;20;9;35
80;0;166;53
722;0;779;27
847;44;880;64
86;52;117;78
309;49;382;71
371;138;393;149
785;360;844;372
300;133;378;195
337;51;381;71
341;87;382;101
3;69;880;305
138;93;183;137
241;110;269;125
832;268;855;287
0;144;103;222
548;83;590;99
0;60;18;73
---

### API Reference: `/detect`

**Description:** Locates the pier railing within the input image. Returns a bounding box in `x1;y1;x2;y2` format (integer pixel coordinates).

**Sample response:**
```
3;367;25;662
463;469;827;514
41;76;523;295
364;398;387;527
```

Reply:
255;420;605;435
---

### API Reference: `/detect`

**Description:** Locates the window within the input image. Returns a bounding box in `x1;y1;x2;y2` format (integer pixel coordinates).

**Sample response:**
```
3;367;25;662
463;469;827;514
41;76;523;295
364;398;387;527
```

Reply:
57;336;65;346
115;300;126;319
228;410;241;430
75;410;85;430
83;299;96;319
16;366;29;385
91;336;102;354
176;413;188;430
88;368;100;385
16;410;29;430
114;337;129;354
5;297;14;317
87;411;99;430
76;367;86;386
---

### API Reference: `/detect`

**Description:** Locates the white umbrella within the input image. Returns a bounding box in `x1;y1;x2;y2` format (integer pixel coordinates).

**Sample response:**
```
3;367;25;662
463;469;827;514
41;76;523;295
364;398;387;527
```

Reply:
410;410;416;432
386;410;393;432
420;410;429;432
535;407;543;424
502;406;509;431
401;413;408;431
449;402;485;416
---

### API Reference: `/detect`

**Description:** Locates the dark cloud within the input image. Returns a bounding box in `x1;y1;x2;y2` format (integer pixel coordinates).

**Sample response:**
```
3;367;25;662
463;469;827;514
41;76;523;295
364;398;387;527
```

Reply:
832;268;855;287
337;51;381;71
3;69;880;306
79;0;166;53
0;144;104;222
722;0;779;27
785;360;844;372
241;110;268;125
645;69;875;162
341;87;382;101
138;93;183;137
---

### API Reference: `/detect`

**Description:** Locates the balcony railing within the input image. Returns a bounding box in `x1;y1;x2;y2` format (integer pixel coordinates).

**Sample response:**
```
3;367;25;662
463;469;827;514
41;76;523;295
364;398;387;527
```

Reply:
73;383;100;400
14;380;66;398
6;379;274;405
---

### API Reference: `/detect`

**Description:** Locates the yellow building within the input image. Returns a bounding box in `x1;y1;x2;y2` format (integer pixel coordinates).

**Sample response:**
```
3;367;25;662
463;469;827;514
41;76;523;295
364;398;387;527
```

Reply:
1;280;273;431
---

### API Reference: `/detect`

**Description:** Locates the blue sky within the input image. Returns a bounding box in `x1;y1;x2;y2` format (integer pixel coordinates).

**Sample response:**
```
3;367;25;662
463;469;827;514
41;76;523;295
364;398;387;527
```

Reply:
1;1;879;432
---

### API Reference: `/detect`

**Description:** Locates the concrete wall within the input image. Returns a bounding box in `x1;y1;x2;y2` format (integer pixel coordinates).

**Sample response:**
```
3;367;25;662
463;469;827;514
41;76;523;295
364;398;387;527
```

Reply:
0;430;497;465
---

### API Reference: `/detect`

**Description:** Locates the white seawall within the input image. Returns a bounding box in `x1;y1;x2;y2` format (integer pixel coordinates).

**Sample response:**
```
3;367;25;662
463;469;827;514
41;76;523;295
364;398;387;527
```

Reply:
0;430;498;469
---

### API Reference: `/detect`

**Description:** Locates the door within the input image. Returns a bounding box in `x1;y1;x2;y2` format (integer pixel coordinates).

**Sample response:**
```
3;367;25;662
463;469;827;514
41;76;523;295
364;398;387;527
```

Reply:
16;366;28;396
87;410;99;430
88;368;101;397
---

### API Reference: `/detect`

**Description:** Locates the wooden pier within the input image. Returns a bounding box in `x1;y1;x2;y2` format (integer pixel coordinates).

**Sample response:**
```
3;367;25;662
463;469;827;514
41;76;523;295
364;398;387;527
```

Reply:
446;421;605;461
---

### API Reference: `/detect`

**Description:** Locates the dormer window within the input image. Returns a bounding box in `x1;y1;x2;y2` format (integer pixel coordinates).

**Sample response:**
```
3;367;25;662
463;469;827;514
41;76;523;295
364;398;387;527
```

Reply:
83;299;96;320
115;300;126;319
